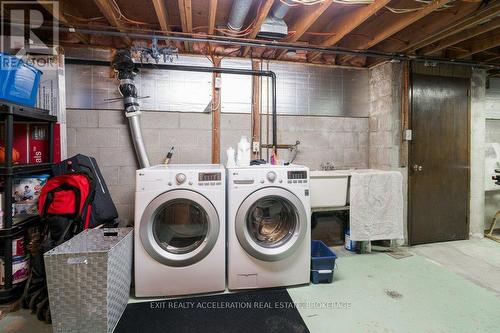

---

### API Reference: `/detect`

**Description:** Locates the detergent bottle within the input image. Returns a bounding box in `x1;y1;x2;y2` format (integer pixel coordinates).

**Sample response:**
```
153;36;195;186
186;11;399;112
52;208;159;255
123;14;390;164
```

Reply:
226;147;236;168
236;136;251;166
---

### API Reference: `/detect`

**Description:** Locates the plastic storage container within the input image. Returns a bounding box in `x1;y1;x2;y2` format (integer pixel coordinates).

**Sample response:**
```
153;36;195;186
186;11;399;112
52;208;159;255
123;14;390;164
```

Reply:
345;228;358;252
44;228;132;333
310;240;337;284
0;53;41;107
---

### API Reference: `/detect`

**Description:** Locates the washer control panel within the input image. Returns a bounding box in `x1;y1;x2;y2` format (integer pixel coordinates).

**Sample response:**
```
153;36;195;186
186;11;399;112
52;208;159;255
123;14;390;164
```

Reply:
266;171;277;182
287;170;308;184
230;167;309;188
175;173;186;184
198;172;222;186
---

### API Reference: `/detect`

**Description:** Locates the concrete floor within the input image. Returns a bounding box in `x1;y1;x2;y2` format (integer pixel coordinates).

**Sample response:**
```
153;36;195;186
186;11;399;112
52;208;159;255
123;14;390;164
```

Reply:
1;239;499;333
410;238;500;297
290;239;500;332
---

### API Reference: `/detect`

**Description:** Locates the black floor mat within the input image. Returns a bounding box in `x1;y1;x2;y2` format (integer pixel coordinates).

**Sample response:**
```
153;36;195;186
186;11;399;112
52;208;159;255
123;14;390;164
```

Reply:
114;289;309;333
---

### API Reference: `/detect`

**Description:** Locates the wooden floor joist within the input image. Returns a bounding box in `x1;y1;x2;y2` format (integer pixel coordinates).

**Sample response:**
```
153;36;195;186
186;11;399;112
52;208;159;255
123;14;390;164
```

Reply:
152;0;171;33
93;0;131;45
208;0;218;35
211;57;222;164
251;60;261;160
178;0;193;51
456;32;500;59
340;0;453;64
28;0;500;68
37;0;90;44
241;0;274;58
307;0;390;63
402;1;500;53
421;18;500;56
275;1;331;60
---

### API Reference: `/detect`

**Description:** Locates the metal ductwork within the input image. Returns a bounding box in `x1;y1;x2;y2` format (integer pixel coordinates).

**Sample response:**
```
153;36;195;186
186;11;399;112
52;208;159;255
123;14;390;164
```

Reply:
258;1;290;39
112;50;150;168
227;0;254;31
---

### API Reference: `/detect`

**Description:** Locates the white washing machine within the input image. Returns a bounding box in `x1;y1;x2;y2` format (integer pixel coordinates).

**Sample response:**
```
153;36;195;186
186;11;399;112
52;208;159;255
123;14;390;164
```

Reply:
227;164;311;290
134;164;225;297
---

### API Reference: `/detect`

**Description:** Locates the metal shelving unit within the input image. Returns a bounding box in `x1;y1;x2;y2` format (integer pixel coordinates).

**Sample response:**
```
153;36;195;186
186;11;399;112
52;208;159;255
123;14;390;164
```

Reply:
0;99;57;303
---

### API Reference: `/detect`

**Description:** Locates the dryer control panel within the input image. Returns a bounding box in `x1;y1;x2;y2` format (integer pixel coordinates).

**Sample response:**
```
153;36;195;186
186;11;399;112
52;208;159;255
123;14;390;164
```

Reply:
136;166;225;191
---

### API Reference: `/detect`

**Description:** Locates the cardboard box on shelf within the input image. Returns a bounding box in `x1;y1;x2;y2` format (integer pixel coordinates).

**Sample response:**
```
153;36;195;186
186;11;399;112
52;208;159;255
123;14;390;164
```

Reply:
12;174;49;217
0;122;61;164
0;256;29;286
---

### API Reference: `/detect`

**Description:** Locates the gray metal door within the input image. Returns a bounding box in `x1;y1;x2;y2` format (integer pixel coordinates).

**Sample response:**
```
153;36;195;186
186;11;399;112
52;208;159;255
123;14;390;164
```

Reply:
235;187;307;261
140;189;220;266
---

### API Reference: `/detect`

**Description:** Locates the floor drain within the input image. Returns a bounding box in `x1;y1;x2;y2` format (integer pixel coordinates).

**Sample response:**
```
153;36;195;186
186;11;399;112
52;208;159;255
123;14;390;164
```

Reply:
384;289;403;299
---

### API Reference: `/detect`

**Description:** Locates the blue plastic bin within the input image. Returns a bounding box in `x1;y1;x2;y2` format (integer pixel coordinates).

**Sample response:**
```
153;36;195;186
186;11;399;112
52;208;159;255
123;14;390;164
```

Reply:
0;53;42;107
310;240;337;284
311;269;334;284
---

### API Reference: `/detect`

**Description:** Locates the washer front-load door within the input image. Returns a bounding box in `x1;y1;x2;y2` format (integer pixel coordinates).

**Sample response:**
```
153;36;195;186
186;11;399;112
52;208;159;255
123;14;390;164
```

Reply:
140;189;220;267
235;187;307;262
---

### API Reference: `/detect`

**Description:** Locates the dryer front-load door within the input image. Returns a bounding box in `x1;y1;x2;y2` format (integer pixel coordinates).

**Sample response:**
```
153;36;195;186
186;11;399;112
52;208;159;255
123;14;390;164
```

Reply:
235;187;307;262
140;189;219;267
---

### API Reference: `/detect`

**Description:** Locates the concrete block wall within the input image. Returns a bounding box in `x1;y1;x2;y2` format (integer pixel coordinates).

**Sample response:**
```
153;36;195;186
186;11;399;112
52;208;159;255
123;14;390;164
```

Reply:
67;109;369;222
368;62;407;243
368;62;403;169
275;116;368;170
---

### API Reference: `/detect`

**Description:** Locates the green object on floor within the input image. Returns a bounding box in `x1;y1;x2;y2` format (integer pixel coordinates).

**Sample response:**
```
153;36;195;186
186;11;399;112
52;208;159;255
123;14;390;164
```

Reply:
288;253;500;333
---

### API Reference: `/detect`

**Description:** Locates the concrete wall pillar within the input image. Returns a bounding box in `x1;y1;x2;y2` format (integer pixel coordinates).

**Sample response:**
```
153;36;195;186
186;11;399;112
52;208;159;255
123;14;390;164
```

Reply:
470;68;486;238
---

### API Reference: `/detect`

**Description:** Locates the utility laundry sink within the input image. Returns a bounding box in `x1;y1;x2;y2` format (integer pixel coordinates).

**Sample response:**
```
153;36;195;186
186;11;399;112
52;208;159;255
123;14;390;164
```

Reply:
309;170;351;210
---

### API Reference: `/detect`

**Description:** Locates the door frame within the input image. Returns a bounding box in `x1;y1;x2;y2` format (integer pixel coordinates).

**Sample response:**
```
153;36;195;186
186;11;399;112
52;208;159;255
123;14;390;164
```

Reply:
407;71;471;245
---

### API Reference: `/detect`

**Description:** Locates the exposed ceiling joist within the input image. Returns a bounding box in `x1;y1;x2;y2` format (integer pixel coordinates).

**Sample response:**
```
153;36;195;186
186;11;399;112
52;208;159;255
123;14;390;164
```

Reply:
456;32;500;59
242;0;275;58
402;1;500;53
93;0;131;45
152;0;180;50
485;54;500;63
421;17;500;55
178;0;193;50
308;0;390;62
341;0;453;63
275;1;332;60
208;0;218;35
37;0;90;44
152;0;171;33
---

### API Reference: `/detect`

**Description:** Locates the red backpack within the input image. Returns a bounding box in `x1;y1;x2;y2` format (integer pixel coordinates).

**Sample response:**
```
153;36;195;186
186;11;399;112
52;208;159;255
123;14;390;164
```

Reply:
38;173;94;233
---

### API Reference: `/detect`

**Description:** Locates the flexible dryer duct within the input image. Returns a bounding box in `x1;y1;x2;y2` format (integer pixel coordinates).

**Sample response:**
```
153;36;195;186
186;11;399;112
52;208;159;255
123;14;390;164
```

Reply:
227;0;253;31
112;50;150;168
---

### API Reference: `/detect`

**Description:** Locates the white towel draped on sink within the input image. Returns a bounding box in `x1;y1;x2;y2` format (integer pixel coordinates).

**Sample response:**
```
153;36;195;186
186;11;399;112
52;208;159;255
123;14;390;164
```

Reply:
349;170;404;241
